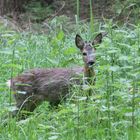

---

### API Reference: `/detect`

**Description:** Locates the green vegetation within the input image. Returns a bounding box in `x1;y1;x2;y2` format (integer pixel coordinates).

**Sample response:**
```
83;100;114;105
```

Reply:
23;1;53;22
0;0;140;140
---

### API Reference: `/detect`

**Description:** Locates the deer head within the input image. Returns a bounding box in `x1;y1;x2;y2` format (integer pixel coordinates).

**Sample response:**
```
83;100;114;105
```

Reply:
75;33;103;70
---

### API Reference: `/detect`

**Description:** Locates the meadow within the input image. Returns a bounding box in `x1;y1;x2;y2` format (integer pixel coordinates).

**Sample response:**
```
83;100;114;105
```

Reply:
0;4;140;139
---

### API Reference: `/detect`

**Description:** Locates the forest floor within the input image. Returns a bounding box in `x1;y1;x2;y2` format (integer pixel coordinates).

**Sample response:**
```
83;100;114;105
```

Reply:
0;0;139;32
51;0;115;20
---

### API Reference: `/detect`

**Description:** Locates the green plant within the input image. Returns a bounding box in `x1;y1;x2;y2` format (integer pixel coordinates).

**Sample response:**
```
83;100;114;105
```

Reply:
23;0;53;22
0;7;140;140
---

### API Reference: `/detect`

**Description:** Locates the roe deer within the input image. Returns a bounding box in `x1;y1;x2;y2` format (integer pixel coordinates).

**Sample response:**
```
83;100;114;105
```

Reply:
7;33;105;117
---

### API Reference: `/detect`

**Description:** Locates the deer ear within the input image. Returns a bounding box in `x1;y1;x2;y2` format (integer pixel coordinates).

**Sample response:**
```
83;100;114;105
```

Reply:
75;34;84;50
92;33;103;46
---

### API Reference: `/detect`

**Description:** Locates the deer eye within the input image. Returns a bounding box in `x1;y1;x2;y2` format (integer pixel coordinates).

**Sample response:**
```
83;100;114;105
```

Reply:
83;52;87;56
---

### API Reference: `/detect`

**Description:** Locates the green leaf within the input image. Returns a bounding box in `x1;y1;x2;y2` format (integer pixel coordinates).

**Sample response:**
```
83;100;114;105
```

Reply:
63;47;77;55
57;30;64;41
48;135;58;140
46;57;58;65
107;49;118;54
119;56;129;61
109;66;120;72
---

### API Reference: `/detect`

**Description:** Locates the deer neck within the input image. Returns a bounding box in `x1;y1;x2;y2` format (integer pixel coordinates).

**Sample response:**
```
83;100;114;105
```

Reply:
84;65;95;85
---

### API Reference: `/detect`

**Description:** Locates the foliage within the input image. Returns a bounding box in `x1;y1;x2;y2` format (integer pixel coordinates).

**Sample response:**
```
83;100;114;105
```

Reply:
23;0;53;22
114;0;140;23
0;0;140;139
0;20;140;139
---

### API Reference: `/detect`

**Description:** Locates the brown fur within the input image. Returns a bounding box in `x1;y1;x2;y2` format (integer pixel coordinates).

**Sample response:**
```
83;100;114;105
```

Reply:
10;68;83;112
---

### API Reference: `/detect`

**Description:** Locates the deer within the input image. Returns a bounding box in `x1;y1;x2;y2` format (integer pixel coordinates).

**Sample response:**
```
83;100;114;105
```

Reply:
7;33;105;118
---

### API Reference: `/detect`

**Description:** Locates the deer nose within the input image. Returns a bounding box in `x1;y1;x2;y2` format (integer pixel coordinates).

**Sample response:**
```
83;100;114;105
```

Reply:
88;61;95;66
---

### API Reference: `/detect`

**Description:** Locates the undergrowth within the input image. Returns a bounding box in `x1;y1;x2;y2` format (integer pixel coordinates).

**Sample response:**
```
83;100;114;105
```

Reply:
0;0;140;139
0;20;140;140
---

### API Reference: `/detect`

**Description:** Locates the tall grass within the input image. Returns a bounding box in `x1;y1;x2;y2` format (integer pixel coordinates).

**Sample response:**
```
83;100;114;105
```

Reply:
0;22;140;140
0;2;140;140
76;0;80;24
89;0;94;34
